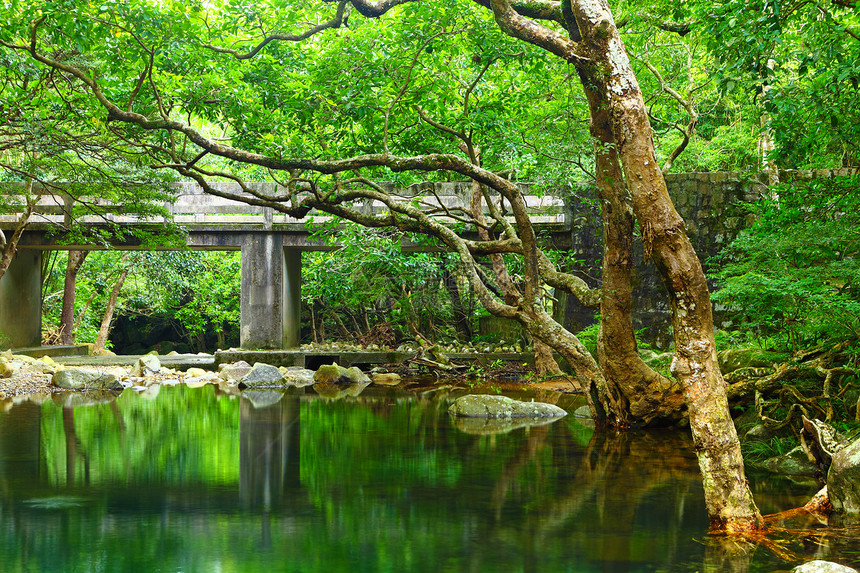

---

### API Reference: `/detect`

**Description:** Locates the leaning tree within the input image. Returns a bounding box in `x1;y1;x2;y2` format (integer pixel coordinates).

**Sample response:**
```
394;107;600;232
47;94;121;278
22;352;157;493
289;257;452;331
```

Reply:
0;0;762;531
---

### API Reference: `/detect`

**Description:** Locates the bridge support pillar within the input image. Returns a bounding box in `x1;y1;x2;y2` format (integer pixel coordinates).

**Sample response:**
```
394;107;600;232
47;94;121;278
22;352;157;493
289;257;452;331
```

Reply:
240;236;301;349
283;248;302;349
0;251;42;348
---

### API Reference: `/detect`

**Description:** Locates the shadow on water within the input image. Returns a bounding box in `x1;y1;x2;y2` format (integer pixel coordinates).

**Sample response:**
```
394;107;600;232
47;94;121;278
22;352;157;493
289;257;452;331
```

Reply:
0;384;857;572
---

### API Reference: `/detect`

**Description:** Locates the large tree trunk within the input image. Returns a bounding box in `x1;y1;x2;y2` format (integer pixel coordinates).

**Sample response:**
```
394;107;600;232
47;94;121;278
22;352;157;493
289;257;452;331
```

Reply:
442;266;473;341
585;73;686;427
570;0;763;532
59;250;88;345
94;255;129;352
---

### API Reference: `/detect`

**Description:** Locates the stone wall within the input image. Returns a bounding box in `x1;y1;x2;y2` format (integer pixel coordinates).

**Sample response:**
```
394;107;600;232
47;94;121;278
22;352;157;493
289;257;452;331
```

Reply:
558;168;859;348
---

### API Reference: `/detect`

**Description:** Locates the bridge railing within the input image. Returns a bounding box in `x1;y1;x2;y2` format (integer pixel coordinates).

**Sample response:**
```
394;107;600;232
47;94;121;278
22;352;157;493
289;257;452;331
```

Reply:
0;181;568;229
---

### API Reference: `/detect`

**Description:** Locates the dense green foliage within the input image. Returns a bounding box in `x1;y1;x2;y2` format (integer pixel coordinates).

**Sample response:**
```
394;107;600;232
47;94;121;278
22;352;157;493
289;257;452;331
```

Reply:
42;250;241;351
696;0;860;168
713;175;860;353
0;50;180;248
303;224;463;344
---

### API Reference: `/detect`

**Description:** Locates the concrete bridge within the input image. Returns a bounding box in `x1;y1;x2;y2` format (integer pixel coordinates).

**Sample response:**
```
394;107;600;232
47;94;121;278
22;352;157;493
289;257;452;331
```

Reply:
0;181;567;349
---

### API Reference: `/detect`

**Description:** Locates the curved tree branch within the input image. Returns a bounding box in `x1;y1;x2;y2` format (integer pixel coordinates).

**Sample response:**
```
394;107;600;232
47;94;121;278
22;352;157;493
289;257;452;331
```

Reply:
471;0;565;25
537;251;600;308
488;0;589;64
205;2;350;59
346;0;419;17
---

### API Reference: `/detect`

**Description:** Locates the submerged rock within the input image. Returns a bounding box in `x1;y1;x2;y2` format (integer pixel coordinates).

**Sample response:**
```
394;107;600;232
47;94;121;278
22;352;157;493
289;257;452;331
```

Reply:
313;381;370;400
52;391;117;408
372;373;401;386
238;363;285;388
452;415;564;435
136;384;161;400
242;390;285;409
184;377;212;389
573;405;592;419
52;368;122;391
448;395;567;419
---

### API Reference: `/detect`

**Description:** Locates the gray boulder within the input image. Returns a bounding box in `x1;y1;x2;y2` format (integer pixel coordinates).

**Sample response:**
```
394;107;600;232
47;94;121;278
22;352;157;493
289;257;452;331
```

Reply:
448;395;567;418
452;415;563;435
52;368;122;391
283;367;316;388
131;353;161;377
828;439;860;515
238;363;285;388
792;561;858;573
219;361;253;382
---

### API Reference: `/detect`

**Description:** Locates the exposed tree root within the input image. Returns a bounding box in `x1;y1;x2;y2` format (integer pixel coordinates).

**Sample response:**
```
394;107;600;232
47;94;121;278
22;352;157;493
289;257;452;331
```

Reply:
728;346;859;431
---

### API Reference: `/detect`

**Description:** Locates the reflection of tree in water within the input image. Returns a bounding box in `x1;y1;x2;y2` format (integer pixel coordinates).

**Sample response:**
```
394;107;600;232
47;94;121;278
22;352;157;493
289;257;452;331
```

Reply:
460;425;706;572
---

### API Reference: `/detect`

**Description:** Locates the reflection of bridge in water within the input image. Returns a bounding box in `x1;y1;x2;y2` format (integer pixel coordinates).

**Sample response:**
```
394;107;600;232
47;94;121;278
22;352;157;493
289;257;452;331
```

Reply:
0;181;568;349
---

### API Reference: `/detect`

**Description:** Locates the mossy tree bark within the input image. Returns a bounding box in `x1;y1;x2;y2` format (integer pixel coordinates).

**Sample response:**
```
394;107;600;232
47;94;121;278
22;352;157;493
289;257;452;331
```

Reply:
567;0;763;532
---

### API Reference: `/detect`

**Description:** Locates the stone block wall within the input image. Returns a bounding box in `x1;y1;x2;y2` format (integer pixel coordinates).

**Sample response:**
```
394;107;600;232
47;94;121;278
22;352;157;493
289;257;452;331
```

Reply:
557;168;858;348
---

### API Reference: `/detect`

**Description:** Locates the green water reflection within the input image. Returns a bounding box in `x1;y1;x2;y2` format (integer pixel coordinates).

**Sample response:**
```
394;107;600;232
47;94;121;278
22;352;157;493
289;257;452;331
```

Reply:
0;385;843;572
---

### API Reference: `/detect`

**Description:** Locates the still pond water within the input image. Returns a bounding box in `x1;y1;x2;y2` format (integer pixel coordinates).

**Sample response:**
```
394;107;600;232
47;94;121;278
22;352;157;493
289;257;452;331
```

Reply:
0;384;856;572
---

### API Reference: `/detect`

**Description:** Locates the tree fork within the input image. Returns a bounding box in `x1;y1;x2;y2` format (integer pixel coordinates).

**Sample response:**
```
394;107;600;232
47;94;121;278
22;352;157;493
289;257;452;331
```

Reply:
569;0;763;532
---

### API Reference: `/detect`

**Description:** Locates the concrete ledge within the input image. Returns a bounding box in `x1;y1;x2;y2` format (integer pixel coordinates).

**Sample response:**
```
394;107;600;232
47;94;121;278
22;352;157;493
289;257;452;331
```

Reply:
215;350;540;369
35;349;545;372
55;353;215;371
214;350;413;369
11;344;91;358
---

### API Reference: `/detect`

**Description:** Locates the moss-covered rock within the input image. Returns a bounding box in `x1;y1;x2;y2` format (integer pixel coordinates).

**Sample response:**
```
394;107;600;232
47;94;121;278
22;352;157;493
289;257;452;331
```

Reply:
372;373;401;386
718;348;786;374
760;446;816;476
313;363;370;385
